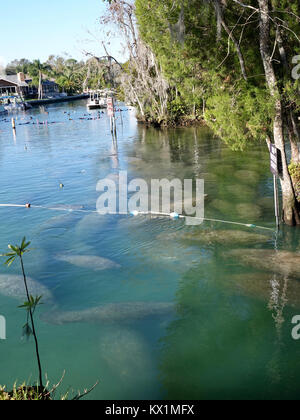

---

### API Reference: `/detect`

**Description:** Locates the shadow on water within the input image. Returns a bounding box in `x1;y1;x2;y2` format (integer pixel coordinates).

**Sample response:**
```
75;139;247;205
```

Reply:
159;258;300;400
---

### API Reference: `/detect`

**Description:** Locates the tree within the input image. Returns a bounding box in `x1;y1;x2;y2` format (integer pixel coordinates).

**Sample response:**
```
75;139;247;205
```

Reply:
5;59;31;75
255;0;299;224
115;0;300;224
28;60;51;100
100;0;170;123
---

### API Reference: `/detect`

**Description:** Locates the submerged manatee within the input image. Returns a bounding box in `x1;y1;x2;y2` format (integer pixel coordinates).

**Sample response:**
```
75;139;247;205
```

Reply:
42;301;174;325
210;199;233;215
235;203;262;220
223;272;300;309
56;254;120;271
234;170;260;185
0;275;53;302
224;249;300;278
38;212;80;235
100;328;154;382
158;229;270;246
74;213;108;243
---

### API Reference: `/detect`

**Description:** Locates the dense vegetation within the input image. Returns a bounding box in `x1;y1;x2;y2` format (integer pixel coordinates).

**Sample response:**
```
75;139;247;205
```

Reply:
4;55;119;95
134;0;299;134
102;0;300;225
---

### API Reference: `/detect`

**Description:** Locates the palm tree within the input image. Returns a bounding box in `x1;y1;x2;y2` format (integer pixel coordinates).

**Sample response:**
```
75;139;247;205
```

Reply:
56;68;81;95
28;60;51;100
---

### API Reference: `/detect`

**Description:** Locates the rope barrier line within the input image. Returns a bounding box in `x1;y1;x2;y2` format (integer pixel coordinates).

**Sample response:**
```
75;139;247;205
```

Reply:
0;203;275;232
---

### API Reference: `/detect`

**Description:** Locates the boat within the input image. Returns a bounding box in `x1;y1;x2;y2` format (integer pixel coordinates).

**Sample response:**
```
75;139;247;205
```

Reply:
87;92;107;110
1;96;31;112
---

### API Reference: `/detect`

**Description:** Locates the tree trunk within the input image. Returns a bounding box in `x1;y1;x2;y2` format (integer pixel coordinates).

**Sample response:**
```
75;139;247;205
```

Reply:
258;0;300;225
288;112;300;164
275;27;300;164
214;0;247;80
38;71;43;100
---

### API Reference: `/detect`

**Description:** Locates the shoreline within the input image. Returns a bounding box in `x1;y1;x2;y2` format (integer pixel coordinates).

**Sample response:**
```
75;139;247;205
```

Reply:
26;94;89;107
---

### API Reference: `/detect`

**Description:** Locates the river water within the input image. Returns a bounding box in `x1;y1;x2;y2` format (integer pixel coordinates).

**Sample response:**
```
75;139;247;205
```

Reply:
0;100;300;400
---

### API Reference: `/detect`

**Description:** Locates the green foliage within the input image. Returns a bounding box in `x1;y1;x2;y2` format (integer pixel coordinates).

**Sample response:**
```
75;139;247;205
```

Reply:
289;162;300;202
205;81;275;150
0;380;98;401
168;97;188;119
1;237;31;266
5;55;118;95
134;0;300;150
0;384;47;401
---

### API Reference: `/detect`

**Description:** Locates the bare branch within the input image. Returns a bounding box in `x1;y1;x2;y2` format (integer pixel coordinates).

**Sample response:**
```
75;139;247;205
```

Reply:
72;381;99;401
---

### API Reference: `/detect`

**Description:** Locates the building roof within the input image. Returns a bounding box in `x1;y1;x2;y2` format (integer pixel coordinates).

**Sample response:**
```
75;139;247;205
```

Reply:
0;74;28;87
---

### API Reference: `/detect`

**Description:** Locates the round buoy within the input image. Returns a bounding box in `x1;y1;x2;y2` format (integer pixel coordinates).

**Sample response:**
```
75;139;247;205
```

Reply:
170;212;179;219
130;210;139;217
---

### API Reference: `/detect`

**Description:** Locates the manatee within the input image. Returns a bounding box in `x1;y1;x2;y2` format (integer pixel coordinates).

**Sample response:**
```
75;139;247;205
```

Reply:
56;254;120;271
212;165;235;178
139;241;200;273
257;197;274;211
172;195;208;214
74;213;108;242
38;212;80;234
210;199;233;214
117;214;152;230
158;229;270;246
226;184;256;201
0;275;53;302
236;203;262;220
221;272;300;309
224;249;300;278
234;170;260;185
201;173;218;183
100;328;154;381
42;301;174;325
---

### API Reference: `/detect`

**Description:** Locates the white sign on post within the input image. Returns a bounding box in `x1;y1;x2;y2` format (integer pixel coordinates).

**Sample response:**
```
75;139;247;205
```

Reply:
0;315;6;340
107;97;114;117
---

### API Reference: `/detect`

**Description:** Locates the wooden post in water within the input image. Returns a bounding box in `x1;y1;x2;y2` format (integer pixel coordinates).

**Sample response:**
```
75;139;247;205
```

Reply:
119;108;123;126
107;97;116;136
110;116;113;134
113;115;117;136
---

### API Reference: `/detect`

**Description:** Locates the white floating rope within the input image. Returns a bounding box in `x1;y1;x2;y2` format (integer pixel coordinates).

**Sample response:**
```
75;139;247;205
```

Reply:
130;211;274;231
0;203;274;232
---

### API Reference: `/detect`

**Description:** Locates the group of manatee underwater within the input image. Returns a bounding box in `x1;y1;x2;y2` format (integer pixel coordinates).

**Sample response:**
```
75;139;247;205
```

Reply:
2;199;300;329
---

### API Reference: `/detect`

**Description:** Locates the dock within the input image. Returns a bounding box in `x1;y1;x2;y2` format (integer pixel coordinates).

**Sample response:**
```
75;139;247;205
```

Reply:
26;94;89;107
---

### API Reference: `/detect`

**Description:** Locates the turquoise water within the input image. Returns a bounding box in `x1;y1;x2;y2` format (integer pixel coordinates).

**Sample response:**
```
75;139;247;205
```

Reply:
1;101;300;400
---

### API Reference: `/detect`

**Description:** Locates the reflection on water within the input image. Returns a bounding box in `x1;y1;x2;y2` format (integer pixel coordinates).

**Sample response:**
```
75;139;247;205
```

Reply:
0;101;300;399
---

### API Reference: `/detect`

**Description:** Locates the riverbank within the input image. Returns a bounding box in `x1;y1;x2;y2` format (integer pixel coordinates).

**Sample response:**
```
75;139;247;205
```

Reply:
136;113;207;128
26;94;89;107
